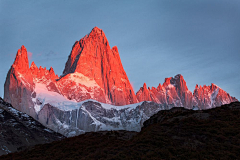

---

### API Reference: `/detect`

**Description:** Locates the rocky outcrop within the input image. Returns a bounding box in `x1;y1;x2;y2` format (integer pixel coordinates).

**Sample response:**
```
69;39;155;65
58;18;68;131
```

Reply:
136;74;196;109
4;46;35;117
136;83;160;103
136;74;237;109
193;83;238;109
62;27;138;105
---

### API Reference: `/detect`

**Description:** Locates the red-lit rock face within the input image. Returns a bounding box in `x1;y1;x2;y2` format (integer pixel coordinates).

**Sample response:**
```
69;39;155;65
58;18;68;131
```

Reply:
4;27;238;114
136;83;160;103
12;45;29;73
4;45;35;116
62;27;137;105
5;27;138;107
136;75;237;109
136;74;194;109
193;83;238;109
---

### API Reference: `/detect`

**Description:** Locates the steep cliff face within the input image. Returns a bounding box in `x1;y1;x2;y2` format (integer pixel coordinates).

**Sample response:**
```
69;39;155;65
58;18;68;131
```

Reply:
4;46;35;116
193;83;238;109
62;27;138;105
136;83;159;103
136;74;196;109
136;74;237;109
35;100;170;137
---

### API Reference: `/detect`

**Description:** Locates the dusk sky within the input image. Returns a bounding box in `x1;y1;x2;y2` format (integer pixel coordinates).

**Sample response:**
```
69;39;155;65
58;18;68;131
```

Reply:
0;0;239;99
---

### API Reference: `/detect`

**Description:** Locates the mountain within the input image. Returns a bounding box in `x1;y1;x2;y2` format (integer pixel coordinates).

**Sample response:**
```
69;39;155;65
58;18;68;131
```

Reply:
3;39;169;137
62;27;137;105
193;83;237;109
0;97;64;156
136;74;238;109
1;102;239;160
4;27;238;137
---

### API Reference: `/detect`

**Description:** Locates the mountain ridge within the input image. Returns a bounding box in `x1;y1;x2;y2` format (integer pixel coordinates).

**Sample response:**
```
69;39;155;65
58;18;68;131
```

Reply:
3;27;238;137
136;74;238;109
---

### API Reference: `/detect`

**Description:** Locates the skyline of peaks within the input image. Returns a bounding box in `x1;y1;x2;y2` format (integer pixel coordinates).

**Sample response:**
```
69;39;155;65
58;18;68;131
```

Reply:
3;26;238;138
6;27;238;109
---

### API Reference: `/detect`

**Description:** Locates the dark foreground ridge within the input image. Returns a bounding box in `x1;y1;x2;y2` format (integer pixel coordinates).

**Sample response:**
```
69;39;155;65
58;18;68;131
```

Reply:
1;101;240;159
0;98;65;156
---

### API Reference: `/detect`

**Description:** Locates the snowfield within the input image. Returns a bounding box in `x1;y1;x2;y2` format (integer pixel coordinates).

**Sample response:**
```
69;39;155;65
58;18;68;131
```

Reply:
29;82;167;137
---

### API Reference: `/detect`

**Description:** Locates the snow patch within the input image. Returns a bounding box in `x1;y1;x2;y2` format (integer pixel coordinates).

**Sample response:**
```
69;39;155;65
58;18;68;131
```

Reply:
121;78;127;82
166;84;175;89
210;88;219;107
17;73;31;87
32;83;82;113
55;117;70;129
99;101;144;111
192;106;199;111
81;105;105;131
1;146;11;154
32;81;144;113
44;128;53;133
68;72;100;88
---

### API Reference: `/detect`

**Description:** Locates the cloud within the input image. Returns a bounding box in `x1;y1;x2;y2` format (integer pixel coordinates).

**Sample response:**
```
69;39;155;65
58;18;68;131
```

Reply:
46;50;58;56
36;53;42;57
27;52;33;60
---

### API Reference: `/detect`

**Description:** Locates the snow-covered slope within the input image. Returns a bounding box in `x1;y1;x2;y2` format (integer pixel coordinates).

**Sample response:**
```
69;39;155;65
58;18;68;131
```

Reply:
35;90;169;137
27;77;170;137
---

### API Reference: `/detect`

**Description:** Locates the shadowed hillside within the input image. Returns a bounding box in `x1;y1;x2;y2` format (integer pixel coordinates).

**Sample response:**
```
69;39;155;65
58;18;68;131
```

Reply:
0;98;64;156
1;102;240;159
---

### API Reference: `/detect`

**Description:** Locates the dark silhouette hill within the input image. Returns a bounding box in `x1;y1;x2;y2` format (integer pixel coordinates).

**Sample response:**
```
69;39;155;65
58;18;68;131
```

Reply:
0;98;64;156
1;101;240;159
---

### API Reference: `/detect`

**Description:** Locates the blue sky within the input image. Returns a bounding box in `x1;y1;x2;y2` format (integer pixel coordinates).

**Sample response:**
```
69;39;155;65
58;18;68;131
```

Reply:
0;0;240;99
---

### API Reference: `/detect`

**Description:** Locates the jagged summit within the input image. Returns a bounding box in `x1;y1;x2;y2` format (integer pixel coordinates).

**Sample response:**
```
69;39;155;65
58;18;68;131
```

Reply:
7;27;138;107
89;26;105;37
193;83;237;109
164;77;171;85
195;83;219;89
137;74;237;109
195;84;199;89
63;26;109;75
12;45;29;73
30;61;37;68
173;74;183;79
112;46;118;52
143;83;147;89
61;27;137;105
3;27;238;137
137;74;193;108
